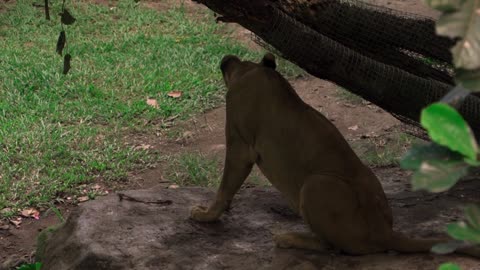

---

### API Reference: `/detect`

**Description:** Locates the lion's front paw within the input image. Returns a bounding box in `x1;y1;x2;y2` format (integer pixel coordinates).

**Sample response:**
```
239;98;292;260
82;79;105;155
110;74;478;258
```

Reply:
190;205;219;222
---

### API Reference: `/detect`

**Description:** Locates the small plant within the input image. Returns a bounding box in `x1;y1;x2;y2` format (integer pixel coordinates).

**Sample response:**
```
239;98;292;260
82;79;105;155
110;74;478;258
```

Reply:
400;0;480;268
17;262;42;270
438;263;462;270
48;205;65;223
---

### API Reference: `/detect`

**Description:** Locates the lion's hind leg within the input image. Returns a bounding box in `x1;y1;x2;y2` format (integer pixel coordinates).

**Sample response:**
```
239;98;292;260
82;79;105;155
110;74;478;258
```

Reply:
300;175;386;255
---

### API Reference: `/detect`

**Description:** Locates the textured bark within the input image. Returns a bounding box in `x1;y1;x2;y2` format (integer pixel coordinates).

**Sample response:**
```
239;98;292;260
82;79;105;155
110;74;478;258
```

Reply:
273;0;455;84
275;0;454;63
193;0;480;138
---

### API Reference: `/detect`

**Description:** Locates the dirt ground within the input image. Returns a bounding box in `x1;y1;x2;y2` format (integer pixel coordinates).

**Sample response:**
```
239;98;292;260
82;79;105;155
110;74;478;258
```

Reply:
1;0;480;269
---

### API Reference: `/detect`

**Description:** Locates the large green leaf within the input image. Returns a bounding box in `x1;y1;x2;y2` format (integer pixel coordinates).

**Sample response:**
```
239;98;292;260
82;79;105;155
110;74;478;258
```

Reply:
411;159;469;192
438;263;462;270
421;103;478;161
436;0;480;70
401;143;464;170
447;222;480;243
465;204;480;229
17;263;42;270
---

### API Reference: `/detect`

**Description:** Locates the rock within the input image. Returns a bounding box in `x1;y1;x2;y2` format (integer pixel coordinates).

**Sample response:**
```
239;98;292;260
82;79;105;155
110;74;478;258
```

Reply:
38;187;307;270
38;187;480;270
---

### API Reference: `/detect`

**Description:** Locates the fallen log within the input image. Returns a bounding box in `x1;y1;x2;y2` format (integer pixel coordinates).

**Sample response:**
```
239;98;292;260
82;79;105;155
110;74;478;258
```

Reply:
193;0;480;138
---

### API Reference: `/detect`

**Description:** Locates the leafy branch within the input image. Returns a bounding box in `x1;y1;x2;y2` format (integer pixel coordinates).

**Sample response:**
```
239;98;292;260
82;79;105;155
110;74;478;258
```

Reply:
401;0;480;268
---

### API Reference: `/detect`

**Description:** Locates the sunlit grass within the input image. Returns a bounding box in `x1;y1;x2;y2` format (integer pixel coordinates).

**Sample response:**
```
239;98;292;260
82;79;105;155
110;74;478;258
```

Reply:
0;0;301;214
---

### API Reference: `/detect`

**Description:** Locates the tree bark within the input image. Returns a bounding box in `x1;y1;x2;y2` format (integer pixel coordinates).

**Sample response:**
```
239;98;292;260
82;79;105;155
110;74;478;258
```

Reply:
193;0;480;138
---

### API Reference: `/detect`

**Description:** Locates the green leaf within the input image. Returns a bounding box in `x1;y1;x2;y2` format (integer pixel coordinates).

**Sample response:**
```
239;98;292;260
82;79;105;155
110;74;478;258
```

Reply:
456;68;480;91
438;263;462;270
50;205;65;223
401;143;463;170
436;0;480;70
17;262;42;270
432;240;466;254
447;222;480;243
464;157;480;166
424;0;464;12
421;103;478;161
411;159;469;192
465;204;480;229
401;143;469;192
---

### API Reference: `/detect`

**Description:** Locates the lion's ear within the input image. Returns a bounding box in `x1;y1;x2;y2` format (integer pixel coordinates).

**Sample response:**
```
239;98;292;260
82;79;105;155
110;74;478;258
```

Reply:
260;53;276;69
220;55;240;74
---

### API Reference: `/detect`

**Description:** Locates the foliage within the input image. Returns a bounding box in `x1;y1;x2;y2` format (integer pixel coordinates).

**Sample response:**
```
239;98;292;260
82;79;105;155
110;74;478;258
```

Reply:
421;103;478;161
447;204;480;243
435;0;480;71
17;262;42;270
438;263;462;270
400;0;480;268
400;142;469;192
48;205;65;223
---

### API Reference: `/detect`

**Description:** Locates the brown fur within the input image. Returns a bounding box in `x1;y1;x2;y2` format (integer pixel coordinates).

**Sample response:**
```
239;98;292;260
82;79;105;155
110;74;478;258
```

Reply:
190;53;480;257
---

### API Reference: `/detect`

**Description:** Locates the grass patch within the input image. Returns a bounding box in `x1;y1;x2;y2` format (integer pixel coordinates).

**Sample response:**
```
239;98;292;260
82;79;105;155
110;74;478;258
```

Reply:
0;0;300;214
335;87;364;105
169;153;221;187
245;167;271;187
352;133;416;167
168;153;270;188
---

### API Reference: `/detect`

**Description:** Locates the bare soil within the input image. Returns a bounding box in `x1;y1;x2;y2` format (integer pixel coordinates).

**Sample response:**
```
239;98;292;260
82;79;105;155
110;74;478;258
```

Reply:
1;0;480;269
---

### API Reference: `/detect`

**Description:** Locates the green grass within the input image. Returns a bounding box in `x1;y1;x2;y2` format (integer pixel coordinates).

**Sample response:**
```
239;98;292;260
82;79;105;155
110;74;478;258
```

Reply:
0;0;299;214
17;262;42;270
168;153;270;188
245;168;271;187
335;87;364;105
351;133;416;167
169;153;221;187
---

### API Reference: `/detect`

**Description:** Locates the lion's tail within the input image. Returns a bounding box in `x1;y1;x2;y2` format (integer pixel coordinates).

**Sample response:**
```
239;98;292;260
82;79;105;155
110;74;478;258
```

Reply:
388;231;480;257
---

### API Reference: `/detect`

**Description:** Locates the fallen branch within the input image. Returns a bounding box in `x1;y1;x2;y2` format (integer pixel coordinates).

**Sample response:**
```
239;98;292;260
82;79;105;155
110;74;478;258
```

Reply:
117;193;173;205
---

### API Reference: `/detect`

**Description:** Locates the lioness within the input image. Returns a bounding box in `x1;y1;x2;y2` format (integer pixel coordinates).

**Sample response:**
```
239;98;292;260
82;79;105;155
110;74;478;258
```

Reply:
190;53;479;257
